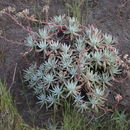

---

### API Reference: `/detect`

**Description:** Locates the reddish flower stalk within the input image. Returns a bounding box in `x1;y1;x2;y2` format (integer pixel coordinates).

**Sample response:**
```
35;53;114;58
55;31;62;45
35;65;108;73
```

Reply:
4;12;32;34
0;12;37;44
24;14;65;28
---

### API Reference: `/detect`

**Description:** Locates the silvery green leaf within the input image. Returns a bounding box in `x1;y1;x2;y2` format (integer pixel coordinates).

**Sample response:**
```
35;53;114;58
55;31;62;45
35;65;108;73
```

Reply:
34;87;41;95
91;51;102;69
65;80;77;96
61;58;72;68
76;102;89;113
36;70;44;78
103;49;116;64
93;88;105;98
46;94;58;109
24;64;36;81
73;93;84;104
103;33;116;45
36;40;48;52
49;25;58;32
61;43;70;53
43;73;54;86
83;52;91;61
68;66;77;77
92;51;102;62
76;36;85;44
110;65;121;75
51;15;65;25
46;120;58;130
26;35;35;48
51;84;63;99
79;56;90;72
85;69;100;84
85;25;101;37
68;17;79;25
33;83;44;95
61;51;72;60
88;33;102;48
44;57;58;71
75;37;85;51
39;63;45;71
102;73;112;86
65;24;80;35
80;56;87;65
50;40;59;50
37;93;47;107
47;94;56;103
89;97;99;112
28;81;37;88
89;96;104;112
56;71;67;80
38;28;50;39
85;26;102;49
29;74;41;87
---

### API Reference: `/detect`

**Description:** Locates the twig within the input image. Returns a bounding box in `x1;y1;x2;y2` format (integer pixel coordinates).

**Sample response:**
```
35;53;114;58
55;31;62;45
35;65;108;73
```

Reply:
5;12;32;34
9;63;17;91
0;35;24;45
4;12;36;40
24;14;65;28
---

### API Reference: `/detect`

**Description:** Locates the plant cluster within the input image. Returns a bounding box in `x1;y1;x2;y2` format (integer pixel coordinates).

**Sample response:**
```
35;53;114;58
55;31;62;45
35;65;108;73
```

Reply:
24;15;121;112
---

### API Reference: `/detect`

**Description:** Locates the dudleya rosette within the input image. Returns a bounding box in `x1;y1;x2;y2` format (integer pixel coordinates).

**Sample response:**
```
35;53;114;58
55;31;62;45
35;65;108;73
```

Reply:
24;15;121;112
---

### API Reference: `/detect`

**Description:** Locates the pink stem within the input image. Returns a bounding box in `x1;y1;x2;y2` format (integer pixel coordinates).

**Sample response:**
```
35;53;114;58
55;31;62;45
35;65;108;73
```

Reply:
0;35;23;45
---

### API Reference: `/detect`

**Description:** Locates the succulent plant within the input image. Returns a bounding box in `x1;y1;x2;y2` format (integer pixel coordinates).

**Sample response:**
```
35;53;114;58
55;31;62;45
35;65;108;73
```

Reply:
109;64;121;76
37;94;47;108
24;64;36;82
88;34;102;49
103;33;116;45
65;24;80;35
44;57;58;71
50;40;59;51
65;80;78;97
36;40;48;52
93;87;105;97
64;17;81;39
61;43;70;53
75;37;86;51
43;73;54;87
84;69;100;85
26;35;35;48
89;96;104;112
46;94;59;109
91;51;102;69
50;15;65;25
68;66;78;78
73;93;84;104
38;28;50;40
68;17;78;25
34;83;44;95
24;16;122;113
76;102;89;113
51;84;64;99
85;26;102;49
102;73;112;87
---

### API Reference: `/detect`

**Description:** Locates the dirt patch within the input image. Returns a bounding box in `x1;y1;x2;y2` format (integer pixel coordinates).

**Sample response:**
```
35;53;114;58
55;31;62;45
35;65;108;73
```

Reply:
0;0;130;127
